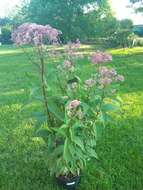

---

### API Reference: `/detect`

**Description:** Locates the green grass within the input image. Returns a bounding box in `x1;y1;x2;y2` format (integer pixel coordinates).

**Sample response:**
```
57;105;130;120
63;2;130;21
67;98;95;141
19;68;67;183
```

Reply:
0;45;143;190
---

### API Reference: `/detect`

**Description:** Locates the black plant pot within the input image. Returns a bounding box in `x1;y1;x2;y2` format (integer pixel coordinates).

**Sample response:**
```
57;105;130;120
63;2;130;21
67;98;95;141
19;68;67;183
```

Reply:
56;175;80;190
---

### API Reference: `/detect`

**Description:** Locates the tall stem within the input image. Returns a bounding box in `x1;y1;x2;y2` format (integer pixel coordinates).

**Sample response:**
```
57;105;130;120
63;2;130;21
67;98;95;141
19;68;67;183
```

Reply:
38;47;53;127
95;88;105;119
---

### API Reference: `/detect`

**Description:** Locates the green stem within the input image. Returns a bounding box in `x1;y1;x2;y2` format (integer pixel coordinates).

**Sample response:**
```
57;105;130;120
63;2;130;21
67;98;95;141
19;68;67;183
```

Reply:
38;47;53;127
97;88;105;116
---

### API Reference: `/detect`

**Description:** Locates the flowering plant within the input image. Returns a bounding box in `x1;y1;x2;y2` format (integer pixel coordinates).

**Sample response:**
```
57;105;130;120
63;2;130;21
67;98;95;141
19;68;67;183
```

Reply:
12;23;124;180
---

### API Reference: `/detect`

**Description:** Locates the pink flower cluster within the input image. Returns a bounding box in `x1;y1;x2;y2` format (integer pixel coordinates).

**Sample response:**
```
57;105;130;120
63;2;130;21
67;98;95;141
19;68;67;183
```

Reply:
99;78;112;86
116;75;125;82
12;23;61;46
65;39;81;58
91;52;112;65
62;60;74;72
85;78;95;88
63;60;72;69
67;100;81;110
67;100;83;119
70;82;78;90
99;67;117;78
98;66;124;86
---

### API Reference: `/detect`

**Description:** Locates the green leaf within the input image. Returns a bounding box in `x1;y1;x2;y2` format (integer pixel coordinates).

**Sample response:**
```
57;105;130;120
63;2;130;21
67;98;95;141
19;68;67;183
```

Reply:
87;138;96;147
48;97;65;122
63;138;72;163
35;128;50;138
68;143;77;158
93;123;104;139
50;145;64;159
53;124;68;137
80;102;90;115
70;128;84;151
73;122;83;129
29;86;39;97
86;146;98;159
30;111;47;130
102;103;120;112
77;159;85;169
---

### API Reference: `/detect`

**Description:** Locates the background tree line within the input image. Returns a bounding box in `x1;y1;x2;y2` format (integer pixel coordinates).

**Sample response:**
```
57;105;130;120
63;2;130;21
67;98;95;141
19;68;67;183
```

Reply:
0;0;142;47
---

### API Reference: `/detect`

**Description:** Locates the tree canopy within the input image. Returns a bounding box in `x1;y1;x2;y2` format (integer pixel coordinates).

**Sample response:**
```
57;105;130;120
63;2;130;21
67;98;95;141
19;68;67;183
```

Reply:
130;0;143;12
16;0;113;41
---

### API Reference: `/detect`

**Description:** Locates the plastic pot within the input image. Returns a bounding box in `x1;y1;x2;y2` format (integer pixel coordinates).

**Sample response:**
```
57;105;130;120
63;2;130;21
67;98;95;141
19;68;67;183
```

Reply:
56;175;80;190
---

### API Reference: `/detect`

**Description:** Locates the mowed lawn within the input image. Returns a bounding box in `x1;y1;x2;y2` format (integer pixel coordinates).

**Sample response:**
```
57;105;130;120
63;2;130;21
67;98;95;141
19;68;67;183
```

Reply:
0;45;143;190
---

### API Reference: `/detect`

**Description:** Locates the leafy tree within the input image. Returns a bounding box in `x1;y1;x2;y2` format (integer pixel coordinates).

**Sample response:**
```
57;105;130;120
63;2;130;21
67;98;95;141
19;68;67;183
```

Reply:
17;0;113;41
130;0;143;12
0;27;12;44
0;17;13;26
112;19;134;48
133;25;143;36
130;0;143;3
0;17;13;44
94;16;118;38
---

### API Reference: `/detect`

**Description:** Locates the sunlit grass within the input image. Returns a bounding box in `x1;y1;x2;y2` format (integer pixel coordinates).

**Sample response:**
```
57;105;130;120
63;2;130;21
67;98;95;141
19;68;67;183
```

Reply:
109;46;143;55
0;45;143;190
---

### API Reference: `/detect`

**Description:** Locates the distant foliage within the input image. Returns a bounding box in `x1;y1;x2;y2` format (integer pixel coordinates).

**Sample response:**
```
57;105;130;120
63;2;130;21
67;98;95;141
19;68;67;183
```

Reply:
0;27;12;44
13;0;113;42
133;25;143;37
107;19;134;48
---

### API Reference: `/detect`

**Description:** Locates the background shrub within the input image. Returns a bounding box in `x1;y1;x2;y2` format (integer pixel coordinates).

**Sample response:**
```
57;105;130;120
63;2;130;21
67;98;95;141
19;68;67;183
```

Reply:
0;27;12;44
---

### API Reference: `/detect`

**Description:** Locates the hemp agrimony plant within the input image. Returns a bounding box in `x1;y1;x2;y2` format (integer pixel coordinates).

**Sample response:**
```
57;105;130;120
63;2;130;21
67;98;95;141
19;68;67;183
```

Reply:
12;23;124;178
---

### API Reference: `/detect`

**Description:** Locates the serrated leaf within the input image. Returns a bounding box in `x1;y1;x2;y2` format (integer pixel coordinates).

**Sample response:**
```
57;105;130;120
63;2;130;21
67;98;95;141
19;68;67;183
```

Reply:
29;86;40;97
50;145;64;159
87;138;96;147
93;123;104;139
36;128;50;138
73;122;82;129
63;138;71;163
80;102;90;115
86;146;98;159
48;97;65;122
53;124;68;137
70;129;84;151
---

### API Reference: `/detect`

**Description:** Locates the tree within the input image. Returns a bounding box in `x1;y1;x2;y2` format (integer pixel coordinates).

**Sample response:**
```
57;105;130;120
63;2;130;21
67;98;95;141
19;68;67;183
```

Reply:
130;0;143;12
130;0;143;3
0;17;13;44
0;27;12;44
17;0;113;41
0;17;13;26
113;19;134;48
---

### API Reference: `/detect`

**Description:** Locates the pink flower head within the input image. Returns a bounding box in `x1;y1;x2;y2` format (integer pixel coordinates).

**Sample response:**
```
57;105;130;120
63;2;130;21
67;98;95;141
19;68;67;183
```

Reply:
71;82;78;89
112;89;116;94
11;23;61;46
91;52;112;65
116;75;125;82
102;52;112;62
108;68;117;77
67;100;81;110
74;39;81;48
85;79;95;88
99;66;109;76
99;66;117;78
63;60;73;70
65;39;81;58
99;77;112;86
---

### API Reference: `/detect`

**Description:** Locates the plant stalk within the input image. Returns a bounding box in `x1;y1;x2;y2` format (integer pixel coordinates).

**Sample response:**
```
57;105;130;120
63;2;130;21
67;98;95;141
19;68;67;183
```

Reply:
38;47;53;127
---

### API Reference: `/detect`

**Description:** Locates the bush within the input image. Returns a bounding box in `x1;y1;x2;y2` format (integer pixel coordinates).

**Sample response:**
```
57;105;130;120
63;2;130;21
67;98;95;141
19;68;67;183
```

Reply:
0;27;12;44
134;37;143;46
